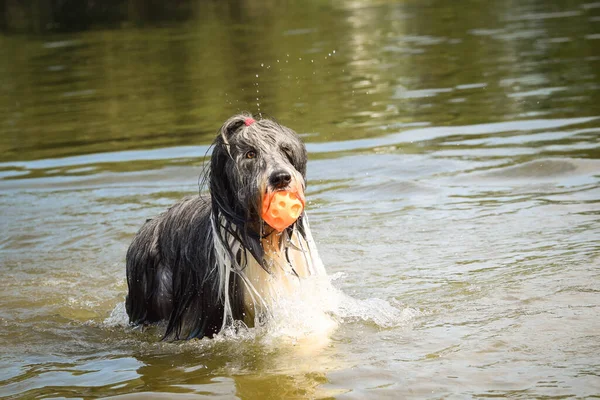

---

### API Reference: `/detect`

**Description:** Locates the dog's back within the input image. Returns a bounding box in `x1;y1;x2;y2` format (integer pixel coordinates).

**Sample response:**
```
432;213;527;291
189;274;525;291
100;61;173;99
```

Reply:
126;195;229;338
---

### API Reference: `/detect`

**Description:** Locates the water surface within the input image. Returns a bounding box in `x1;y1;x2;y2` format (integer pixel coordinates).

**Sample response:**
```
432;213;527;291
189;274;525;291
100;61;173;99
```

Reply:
1;0;600;398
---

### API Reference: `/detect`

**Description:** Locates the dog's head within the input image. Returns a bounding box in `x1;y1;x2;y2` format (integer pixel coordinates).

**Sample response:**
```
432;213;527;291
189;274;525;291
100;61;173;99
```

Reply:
209;113;308;239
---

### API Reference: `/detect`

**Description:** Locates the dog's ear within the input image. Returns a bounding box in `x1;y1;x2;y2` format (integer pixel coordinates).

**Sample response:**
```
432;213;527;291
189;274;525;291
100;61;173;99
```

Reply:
219;114;252;145
210;115;251;223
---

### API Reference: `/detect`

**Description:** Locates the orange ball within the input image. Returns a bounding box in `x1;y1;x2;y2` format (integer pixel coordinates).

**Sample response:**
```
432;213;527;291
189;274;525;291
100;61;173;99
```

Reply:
262;191;305;232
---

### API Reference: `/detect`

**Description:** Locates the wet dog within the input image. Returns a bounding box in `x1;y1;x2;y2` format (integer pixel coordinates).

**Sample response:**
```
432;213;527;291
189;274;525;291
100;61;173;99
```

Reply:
125;113;326;340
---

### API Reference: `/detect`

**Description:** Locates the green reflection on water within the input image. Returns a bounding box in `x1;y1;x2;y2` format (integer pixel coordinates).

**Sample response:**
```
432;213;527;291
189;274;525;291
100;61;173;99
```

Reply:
1;0;599;164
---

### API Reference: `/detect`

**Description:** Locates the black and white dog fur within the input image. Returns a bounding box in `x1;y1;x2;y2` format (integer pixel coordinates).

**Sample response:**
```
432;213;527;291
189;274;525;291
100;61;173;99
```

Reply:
125;113;326;340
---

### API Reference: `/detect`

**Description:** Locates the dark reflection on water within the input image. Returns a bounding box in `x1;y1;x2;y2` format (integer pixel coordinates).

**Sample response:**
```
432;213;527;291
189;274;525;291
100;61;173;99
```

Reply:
1;0;600;398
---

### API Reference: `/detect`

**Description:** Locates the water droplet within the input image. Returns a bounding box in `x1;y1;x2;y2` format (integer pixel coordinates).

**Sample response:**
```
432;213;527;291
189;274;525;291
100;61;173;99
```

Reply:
261;63;264;67
333;50;336;54
255;74;259;78
299;57;302;60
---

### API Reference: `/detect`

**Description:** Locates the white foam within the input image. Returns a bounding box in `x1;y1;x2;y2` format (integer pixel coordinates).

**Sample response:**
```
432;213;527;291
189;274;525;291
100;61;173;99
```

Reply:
332;295;419;328
103;301;129;327
102;275;416;344
212;274;417;349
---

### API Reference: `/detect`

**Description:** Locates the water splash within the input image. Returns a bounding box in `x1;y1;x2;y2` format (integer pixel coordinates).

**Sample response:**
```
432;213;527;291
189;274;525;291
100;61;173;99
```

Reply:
333;295;419;328
103;274;416;343
255;73;261;114
103;301;129;327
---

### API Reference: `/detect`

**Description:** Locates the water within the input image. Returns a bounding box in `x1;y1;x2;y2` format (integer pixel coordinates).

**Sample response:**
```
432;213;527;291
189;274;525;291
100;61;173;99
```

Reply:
1;0;600;398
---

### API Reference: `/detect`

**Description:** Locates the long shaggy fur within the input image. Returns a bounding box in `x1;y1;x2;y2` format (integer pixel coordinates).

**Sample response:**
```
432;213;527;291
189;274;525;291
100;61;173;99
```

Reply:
125;113;325;340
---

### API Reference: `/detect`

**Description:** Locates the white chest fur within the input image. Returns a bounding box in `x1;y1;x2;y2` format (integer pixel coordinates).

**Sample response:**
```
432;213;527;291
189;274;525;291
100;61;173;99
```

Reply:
213;215;327;330
241;227;319;325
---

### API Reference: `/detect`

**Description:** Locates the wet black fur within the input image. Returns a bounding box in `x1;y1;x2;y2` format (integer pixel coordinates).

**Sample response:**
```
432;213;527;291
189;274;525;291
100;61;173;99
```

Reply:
125;113;308;340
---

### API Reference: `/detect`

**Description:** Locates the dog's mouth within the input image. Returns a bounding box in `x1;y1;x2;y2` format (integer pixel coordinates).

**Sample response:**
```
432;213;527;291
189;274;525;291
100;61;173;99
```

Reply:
261;184;305;232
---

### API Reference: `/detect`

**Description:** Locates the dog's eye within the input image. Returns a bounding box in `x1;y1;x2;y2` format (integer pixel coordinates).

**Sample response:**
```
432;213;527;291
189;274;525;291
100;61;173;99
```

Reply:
245;150;257;159
281;146;294;163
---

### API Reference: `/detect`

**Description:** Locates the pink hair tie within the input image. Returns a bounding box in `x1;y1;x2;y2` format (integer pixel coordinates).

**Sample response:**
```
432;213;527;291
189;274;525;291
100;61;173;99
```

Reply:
244;117;256;126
